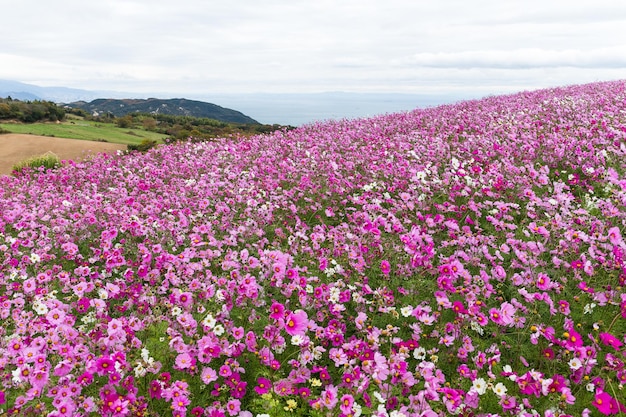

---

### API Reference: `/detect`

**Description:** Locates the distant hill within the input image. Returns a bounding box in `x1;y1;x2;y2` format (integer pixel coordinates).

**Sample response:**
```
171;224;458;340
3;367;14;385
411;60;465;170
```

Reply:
65;98;259;124
0;79;107;103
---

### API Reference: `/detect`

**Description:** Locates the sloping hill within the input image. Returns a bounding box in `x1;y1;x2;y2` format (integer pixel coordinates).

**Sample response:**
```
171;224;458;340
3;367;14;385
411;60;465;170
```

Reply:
65;98;259;124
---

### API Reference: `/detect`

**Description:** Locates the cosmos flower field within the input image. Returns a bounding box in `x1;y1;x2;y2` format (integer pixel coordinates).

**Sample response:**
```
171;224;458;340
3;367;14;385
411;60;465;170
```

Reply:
1;81;626;417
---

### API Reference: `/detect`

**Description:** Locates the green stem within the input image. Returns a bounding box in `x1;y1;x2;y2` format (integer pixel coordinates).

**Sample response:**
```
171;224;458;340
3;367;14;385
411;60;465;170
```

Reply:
606;311;621;333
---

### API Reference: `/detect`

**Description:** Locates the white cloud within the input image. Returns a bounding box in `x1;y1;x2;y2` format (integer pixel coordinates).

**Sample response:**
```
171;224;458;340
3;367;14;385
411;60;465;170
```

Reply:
1;0;625;95
405;47;626;69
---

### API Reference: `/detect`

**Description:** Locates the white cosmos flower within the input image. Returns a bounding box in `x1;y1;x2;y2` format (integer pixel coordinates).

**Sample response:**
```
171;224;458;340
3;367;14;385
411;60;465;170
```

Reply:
373;391;386;404
568;358;583;371
12;368;22;383
33;300;48;315
291;335;304;346
400;306;413;317
213;324;225;336
472;377;487;395
583;303;596;314
413;347;426;360
134;363;147;377
202;314;216;328
492;382;508;396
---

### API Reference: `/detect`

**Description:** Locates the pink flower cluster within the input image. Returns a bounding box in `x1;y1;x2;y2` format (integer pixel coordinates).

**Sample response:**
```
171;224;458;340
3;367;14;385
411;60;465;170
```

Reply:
1;80;626;416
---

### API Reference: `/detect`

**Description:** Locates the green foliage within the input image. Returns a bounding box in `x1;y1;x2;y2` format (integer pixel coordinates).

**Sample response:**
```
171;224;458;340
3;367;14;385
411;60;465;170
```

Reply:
127;139;158;152
0;98;65;122
116;115;134;129
67;107;89;118
101;112;295;141
11;152;61;174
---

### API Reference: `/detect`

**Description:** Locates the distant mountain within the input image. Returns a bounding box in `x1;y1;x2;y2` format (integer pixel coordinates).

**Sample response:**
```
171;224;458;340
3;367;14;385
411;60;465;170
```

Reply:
65;98;259;124
0;79;112;103
0;80;259;124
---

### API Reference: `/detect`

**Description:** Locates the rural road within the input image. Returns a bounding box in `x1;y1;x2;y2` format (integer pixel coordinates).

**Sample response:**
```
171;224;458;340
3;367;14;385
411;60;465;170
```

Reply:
0;134;126;176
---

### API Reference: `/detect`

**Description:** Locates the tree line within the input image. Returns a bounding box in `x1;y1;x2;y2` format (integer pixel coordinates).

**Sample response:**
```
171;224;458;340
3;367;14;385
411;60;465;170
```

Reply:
0;97;65;122
78;110;294;141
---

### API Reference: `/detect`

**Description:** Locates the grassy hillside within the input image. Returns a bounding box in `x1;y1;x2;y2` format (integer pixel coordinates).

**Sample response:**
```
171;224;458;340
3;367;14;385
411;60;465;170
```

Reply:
0;119;168;145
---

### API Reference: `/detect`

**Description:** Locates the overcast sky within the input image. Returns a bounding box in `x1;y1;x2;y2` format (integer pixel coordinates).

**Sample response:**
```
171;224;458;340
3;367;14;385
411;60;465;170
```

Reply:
2;0;626;98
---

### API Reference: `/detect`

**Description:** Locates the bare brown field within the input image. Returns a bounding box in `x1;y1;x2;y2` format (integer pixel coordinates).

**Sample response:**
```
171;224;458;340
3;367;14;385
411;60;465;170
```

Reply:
0;134;126;176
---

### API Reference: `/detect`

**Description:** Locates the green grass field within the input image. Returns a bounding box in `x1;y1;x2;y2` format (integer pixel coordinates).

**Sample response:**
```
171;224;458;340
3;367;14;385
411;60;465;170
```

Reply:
0;119;169;145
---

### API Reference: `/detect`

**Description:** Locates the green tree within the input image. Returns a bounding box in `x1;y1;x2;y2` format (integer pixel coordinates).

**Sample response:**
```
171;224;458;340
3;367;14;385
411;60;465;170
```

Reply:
116;115;133;128
0;103;11;119
142;117;157;131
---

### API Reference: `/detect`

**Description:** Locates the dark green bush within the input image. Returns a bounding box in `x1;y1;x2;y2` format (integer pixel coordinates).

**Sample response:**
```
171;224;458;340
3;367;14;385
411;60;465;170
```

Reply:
127;139;157;152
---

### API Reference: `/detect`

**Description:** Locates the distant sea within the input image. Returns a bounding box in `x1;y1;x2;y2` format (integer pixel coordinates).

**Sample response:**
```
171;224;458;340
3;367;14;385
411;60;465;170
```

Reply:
195;92;475;126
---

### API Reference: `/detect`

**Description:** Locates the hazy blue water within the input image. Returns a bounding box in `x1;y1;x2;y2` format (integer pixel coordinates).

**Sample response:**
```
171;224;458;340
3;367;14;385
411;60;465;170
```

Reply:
195;92;473;126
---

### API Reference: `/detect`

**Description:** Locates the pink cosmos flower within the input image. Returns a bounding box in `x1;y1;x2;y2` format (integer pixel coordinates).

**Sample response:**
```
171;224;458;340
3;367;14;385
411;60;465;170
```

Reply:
177;291;193;309
593;391;619;415
570;259;584;269
381;260;391;276
107;318;125;336
273;379;293;396
254;377;272;395
535;273;553;290
558;300;571;315
269;302;285;320
500;395;517;410
201;367;217;384
321;385;339;409
452;300;468;315
355;312;367;329
563;328;583;349
46;308;66;326
499;302;516;326
191;407;205;417
94;356;115;375
489;308;504;325
225;399;241;416
175;353;194;370
219;364;232;378
284;310;308;336
340;394;355;414
608;226;623;245
55;399;77;416
231;326;245;340
76;297;90;313
599;332;623;350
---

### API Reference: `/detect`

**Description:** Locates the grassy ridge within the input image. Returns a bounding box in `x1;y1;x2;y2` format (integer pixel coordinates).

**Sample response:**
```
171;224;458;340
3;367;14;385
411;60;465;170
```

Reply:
0;119;168;145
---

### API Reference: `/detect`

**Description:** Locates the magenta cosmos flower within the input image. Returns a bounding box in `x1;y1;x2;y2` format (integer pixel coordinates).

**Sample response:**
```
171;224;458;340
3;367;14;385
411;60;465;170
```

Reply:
284;310;308;336
380;260;391;275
